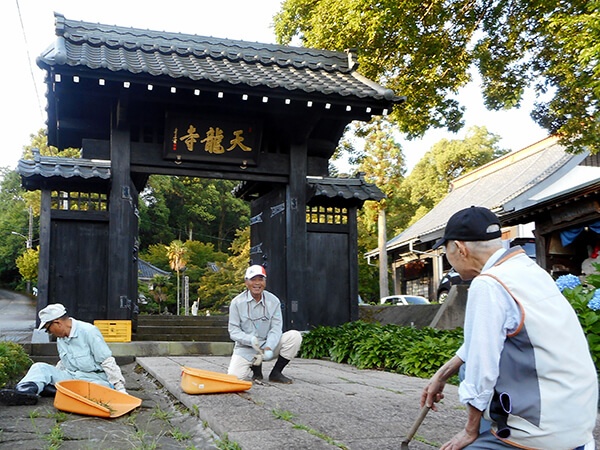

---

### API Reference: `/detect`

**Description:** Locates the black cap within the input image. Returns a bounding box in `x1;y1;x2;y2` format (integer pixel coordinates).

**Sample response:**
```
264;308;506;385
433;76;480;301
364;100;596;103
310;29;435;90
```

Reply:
433;206;502;250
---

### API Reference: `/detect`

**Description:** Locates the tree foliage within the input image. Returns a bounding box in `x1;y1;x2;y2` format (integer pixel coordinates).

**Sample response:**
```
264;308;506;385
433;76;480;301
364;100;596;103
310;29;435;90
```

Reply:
15;248;39;285
138;176;250;251
401;126;507;224
274;0;600;153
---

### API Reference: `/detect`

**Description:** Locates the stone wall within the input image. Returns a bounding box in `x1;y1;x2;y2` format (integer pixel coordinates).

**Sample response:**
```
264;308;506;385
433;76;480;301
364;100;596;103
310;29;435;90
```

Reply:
358;285;468;329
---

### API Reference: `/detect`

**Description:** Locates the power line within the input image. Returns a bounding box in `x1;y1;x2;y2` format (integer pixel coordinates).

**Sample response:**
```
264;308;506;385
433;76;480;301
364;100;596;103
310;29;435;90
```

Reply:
15;0;44;121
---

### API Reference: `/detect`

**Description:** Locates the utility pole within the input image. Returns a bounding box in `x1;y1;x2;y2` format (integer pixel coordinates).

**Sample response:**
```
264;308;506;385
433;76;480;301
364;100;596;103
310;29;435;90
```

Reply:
27;206;33;249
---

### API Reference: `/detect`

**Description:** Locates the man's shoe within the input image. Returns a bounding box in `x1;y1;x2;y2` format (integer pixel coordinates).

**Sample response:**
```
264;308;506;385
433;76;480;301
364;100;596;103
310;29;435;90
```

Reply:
40;384;57;398
269;371;292;384
251;364;263;381
0;389;38;406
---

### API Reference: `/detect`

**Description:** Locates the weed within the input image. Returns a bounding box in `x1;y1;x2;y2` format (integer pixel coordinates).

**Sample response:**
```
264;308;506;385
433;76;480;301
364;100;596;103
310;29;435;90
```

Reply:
292;424;347;449
414;434;440;447
215;433;242;450
151;403;174;421
169;427;191;441
29;410;40;419
272;408;297;421
43;423;65;449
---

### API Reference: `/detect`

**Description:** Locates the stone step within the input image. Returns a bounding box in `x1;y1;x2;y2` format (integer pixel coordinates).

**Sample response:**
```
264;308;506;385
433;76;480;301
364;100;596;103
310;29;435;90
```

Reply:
136;315;228;327
23;341;234;358
133;334;231;342
134;326;229;337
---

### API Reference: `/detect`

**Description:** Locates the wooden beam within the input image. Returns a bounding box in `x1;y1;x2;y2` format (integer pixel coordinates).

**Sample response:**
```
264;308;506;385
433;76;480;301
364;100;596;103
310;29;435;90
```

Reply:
286;142;308;330
107;111;135;319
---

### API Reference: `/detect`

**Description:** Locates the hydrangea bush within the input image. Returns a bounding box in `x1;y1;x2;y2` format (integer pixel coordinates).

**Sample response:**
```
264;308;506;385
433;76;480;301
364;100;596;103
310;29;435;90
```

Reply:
557;264;600;370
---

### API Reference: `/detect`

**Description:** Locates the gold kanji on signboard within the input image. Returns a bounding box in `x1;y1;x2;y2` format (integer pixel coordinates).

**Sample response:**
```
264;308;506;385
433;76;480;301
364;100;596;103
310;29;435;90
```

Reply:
227;129;252;151
201;127;225;154
180;125;200;151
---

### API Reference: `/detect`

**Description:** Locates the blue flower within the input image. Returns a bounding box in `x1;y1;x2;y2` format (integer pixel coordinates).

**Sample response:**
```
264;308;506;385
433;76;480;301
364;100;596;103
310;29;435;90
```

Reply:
588;290;600;311
555;274;581;292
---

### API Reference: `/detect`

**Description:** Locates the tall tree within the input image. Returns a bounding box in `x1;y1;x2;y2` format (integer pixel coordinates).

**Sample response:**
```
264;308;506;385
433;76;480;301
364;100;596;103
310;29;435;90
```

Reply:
138;176;249;251
274;0;600;153
166;240;188;315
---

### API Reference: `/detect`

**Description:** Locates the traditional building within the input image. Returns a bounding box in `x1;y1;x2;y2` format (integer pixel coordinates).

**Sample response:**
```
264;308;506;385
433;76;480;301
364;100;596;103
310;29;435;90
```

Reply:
368;137;600;300
18;13;399;329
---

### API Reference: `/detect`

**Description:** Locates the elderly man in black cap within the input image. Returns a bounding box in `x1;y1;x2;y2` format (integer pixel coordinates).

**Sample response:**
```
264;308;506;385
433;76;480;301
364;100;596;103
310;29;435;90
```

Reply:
0;303;127;406
421;206;597;450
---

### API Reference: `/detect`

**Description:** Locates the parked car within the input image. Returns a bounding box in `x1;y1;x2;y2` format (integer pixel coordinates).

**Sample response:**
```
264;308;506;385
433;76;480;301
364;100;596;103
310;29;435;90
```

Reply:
380;295;430;306
510;237;536;261
436;268;470;303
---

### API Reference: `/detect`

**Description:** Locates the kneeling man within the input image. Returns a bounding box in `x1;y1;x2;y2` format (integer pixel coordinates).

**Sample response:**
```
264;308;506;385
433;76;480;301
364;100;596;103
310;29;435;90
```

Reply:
227;265;302;383
0;303;127;406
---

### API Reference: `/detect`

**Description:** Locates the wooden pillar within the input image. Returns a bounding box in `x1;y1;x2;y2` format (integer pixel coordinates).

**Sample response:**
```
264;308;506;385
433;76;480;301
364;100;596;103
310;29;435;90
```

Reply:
36;189;52;322
286;142;308;330
108;102;135;319
348;207;359;321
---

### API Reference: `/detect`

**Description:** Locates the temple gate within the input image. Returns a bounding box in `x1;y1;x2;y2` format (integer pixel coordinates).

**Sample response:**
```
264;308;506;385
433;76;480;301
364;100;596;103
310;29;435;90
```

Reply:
18;13;400;330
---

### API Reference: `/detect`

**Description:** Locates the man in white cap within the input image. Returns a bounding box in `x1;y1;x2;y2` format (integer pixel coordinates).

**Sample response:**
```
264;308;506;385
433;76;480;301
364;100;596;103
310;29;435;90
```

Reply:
0;303;127;406
227;265;302;383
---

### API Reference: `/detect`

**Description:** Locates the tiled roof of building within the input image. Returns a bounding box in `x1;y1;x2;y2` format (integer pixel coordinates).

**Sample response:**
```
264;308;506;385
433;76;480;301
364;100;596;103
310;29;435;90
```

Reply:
37;13;403;103
307;174;385;203
377;136;581;254
138;259;170;280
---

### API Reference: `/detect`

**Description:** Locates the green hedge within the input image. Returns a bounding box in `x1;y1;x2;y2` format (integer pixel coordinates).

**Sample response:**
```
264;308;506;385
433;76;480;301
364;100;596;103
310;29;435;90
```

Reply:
299;321;463;381
0;341;33;388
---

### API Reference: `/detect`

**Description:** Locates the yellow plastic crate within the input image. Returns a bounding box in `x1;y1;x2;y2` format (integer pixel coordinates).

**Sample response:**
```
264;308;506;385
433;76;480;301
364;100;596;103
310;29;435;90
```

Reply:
94;320;131;342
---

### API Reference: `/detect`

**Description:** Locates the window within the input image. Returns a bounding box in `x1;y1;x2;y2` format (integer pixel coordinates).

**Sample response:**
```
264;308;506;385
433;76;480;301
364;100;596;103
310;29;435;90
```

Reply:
51;191;108;211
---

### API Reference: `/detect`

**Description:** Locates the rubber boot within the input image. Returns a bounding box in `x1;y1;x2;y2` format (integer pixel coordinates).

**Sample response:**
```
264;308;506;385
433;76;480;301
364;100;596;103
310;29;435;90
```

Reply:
269;356;292;384
40;384;57;398
0;381;39;406
251;364;263;381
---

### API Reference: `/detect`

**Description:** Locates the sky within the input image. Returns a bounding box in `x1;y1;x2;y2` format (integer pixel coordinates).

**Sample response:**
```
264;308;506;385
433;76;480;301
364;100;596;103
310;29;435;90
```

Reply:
2;0;549;174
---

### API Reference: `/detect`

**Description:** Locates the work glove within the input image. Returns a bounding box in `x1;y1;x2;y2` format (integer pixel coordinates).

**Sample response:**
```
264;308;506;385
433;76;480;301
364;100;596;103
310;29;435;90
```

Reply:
263;350;274;361
251;336;261;352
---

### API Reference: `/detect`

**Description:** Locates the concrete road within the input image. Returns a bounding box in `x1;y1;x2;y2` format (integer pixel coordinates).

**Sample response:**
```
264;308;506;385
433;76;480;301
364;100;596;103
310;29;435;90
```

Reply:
0;289;36;343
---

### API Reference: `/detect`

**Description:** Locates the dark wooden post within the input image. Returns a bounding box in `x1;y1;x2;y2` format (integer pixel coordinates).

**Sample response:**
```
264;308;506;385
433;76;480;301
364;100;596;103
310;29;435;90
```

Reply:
348;207;359;321
286;142;308;330
107;100;135;319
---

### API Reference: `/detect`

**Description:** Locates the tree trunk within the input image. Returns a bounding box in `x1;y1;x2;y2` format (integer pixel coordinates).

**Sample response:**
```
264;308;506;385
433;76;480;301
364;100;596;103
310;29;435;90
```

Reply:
378;209;389;298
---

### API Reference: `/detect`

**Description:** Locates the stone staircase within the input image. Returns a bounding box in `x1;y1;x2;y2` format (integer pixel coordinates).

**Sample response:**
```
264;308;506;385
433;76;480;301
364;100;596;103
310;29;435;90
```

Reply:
133;314;231;342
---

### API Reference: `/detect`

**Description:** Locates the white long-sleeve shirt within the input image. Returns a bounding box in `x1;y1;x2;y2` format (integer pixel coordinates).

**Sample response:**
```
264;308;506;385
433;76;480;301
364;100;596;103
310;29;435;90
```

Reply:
455;248;522;411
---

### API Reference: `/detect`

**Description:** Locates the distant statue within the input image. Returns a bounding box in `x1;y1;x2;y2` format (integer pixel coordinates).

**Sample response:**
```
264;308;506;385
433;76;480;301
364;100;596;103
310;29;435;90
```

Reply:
191;300;199;316
205;310;211;316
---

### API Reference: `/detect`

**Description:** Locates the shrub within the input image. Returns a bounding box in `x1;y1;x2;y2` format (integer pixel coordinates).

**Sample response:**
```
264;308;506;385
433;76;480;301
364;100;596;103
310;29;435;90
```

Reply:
556;265;600;371
0;341;32;388
299;321;463;381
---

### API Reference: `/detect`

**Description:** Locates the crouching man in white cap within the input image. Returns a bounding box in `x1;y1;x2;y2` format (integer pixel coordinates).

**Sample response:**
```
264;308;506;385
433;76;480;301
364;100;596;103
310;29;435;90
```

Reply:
227;265;302;383
0;303;127;406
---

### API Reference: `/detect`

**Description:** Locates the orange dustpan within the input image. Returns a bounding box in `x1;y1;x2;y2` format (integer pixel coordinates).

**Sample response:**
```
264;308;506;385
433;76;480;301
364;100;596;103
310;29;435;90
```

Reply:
54;380;142;418
181;366;252;394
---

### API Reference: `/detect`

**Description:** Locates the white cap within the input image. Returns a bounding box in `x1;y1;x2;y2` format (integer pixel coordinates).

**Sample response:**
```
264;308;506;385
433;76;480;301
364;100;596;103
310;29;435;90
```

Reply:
245;265;267;279
38;303;67;330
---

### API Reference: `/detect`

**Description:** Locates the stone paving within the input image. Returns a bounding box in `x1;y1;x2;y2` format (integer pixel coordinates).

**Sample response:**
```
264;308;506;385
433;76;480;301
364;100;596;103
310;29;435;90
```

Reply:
0;362;218;449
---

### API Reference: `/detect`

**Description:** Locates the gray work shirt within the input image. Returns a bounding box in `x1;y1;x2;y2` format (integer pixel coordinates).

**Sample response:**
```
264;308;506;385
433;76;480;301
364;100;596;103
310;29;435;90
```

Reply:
228;290;283;361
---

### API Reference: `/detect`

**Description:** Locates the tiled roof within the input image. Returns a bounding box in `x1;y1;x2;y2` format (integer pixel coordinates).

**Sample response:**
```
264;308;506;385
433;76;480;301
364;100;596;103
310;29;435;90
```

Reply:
308;174;385;203
378;137;578;254
37;13;403;103
138;259;170;280
17;150;111;189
